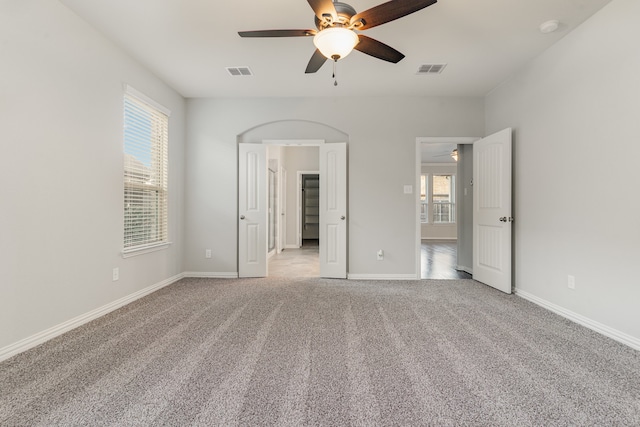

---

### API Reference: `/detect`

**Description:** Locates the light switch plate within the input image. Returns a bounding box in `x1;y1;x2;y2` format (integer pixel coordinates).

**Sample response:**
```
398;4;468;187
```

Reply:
404;185;413;194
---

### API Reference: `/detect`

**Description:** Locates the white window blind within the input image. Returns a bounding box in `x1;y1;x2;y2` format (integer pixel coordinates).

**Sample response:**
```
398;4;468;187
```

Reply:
123;87;169;251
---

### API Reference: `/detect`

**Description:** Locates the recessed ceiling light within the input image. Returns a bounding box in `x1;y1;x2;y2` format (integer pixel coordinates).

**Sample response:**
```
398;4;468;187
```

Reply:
539;20;560;34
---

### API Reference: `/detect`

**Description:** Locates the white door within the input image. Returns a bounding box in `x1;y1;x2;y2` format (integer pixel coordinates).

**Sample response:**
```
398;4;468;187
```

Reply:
319;143;347;278
238;143;267;277
278;167;287;253
473;128;512;293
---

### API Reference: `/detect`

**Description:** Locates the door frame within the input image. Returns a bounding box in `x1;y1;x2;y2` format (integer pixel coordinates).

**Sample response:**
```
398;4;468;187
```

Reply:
415;137;480;279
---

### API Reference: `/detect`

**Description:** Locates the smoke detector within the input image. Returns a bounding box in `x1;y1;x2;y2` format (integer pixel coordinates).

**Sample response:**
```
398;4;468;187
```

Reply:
539;20;559;34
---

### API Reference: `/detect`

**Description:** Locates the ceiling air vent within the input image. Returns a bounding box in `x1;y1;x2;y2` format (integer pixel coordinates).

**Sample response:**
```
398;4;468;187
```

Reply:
226;66;253;77
417;64;447;75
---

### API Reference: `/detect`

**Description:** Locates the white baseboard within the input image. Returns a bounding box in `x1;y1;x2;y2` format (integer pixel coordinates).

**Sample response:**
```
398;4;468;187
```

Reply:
348;273;418;281
183;272;239;279
284;244;300;249
516;289;640;351
0;273;185;363
421;238;457;241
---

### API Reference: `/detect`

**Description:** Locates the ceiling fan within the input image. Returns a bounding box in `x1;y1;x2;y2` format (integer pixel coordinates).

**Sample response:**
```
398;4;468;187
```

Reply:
238;0;437;78
432;149;458;161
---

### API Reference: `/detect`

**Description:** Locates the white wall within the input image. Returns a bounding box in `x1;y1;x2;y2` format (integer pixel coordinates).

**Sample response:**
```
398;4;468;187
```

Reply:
184;97;484;276
0;0;186;352
420;164;458;240
486;0;640;343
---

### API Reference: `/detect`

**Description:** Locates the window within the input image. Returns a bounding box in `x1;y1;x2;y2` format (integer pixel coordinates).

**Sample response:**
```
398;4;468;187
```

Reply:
432;174;455;223
123;86;170;252
421;173;456;225
420;174;428;223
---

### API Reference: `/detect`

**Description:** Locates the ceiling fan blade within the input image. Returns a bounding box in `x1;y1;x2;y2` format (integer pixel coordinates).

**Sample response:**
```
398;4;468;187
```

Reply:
305;49;328;73
354;35;405;63
307;0;338;22
350;0;437;30
238;29;316;38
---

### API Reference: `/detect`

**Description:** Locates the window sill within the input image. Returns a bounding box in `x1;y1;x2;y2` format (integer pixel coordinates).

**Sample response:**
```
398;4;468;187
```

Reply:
121;242;172;258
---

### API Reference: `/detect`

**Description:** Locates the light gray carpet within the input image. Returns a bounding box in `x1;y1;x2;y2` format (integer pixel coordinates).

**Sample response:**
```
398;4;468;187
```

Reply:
1;278;639;426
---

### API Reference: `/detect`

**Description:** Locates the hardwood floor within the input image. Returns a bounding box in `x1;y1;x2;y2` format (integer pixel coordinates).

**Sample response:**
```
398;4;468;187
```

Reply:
421;240;472;279
269;240;471;280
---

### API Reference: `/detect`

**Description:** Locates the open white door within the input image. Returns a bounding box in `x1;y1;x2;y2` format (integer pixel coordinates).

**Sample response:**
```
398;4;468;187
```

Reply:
278;167;286;253
319;143;347;278
473;128;512;293
238;143;267;277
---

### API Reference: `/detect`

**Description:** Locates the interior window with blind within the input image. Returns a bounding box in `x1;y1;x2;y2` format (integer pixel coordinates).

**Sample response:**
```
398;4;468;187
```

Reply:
123;86;170;252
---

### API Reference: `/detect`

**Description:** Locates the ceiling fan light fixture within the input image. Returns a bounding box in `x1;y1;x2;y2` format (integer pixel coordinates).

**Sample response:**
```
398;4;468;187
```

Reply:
313;27;359;60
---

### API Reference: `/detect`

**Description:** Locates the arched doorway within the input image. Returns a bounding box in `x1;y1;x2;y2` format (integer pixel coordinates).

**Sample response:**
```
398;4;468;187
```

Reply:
237;120;349;278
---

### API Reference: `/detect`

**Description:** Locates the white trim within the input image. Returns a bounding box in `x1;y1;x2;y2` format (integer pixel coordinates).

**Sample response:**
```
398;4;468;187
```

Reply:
285;244;301;249
123;84;171;116
421;237;457;240
516;290;640;351
421;162;459;167
415;141;422;279
0;273;184;362
348;273;418;281
121;242;172;258
183;272;239;279
417;137;479;144
263;139;325;146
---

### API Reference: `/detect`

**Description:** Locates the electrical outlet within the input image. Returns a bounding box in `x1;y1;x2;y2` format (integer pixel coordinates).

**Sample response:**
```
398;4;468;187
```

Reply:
205;249;212;259
567;275;575;290
112;267;119;282
377;250;384;261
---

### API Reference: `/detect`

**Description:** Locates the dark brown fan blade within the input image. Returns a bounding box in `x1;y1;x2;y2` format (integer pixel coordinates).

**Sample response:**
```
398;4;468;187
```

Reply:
238;29;316;37
305;49;328;73
350;0;437;30
354;35;405;63
307;0;337;22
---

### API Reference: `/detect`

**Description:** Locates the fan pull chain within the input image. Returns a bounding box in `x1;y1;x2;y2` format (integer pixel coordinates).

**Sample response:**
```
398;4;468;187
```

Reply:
332;56;339;86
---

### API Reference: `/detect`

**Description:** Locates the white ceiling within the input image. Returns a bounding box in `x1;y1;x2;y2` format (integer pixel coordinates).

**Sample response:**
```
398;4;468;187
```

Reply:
421;142;458;163
60;0;611;99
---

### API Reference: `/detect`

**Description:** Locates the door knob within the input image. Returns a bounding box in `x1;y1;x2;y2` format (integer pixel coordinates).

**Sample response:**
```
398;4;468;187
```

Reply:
499;217;507;222
240;215;245;220
340;216;346;220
